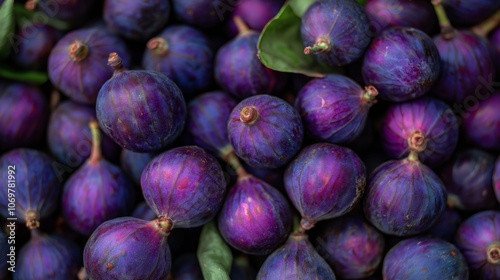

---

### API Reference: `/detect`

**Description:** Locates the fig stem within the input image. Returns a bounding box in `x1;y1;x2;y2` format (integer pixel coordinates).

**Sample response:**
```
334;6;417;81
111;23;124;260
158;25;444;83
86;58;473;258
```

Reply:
240;106;259;125
50;90;61;112
69;41;89;62
472;9;500;38
88;120;102;163
223;150;249;179
408;130;427;153
108;52;125;72
24;0;38;11
431;0;456;39
362;85;379;104
25;210;40;229
147;37;169;55
304;38;331;55
299;217;315;233
234;16;252;36
154;217;173;236
487;243;500;264
408;150;420;162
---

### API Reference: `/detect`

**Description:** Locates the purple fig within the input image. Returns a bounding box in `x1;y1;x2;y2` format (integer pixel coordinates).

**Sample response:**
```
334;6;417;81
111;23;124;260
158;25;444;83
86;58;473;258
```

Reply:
215;18;285;100
120;149;155;186
16;231;82;280
0;149;62;229
301;0;371;66
103;0;170;40
48;26;131;105
315;210;385;279
47;100;121;169
495;156;500;203
380;96;459;168
141;146;226;228
284;143;366;231
26;0;96;23
295;74;378;144
227;94;304;169
257;232;336;279
226;0;285;36
362;27;441;102
96;52;187;153
186;91;238;159
442;0;500;27
62;121;135;236
383;237;469;280
218;174;292;255
430;1;496;103
363;152;447;236
142;25;214;99
423;207;462;242
84;217;172;279
365;0;439;35
441;149;497;211
171;0;224;28
0;83;49;151
454;210;500;279
462;93;500;151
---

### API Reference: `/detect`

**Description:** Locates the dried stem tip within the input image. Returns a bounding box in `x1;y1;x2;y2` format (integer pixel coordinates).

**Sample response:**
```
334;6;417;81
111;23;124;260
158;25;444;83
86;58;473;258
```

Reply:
240;106;260;124
147;37;169;55
108;52;125;71
488;243;500;264
155;217;173;236
362;85;379;104
299;217;316;233
431;0;456;40
25;210;40;229
69;41;89;62
408;130;427;153
304;38;331;55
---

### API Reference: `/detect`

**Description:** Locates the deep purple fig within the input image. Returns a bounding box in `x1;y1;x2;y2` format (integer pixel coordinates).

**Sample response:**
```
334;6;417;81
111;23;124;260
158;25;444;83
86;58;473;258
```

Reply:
430;1;496;103
48;100;121;169
26;0;96;23
96;52;187;152
284;143;366;231
256;232;336;279
16;231;82;280
132;201;157;221
441;149;497;211
0;149;62;229
365;0;439;35
454;210;500;279
215;18;285;100
48;26;131;105
12;22;60;70
442;0;500;27
142;25;214;99
380;96;459;168
363;153;447;236
462;93;500;151
227;94;304;169
383;237;469;280
301;0;371;66
226;0;285;36
84;217;172;279
62;121;135;236
218;174;292;255
424;207;462;242
103;0;170;40
0;83;49;151
171;253;203;280
171;0;224;28
141;146;226;228
495;156;500;203
120;149;155;186
362;27;441;102
186;91;238;159
295;74;378;144
315;210;385;279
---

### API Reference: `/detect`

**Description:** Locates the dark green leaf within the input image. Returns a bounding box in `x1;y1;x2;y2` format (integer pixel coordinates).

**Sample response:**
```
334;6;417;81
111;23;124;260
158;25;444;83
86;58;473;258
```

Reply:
197;221;232;280
257;4;342;78
0;67;48;85
356;0;368;6
288;0;317;17
0;0;15;59
13;4;72;30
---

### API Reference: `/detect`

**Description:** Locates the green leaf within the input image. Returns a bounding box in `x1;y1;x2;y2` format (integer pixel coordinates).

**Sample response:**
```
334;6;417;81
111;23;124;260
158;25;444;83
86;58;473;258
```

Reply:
257;4;342;78
13;4;72;30
197;221;232;280
0;66;48;85
356;0;368;6
288;0;317;17
0;0;15;59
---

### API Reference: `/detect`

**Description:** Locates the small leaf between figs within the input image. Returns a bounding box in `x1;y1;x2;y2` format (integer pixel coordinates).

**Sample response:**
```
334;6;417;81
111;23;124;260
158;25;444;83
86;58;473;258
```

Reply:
0;0;14;59
288;0;317;17
197;221;232;280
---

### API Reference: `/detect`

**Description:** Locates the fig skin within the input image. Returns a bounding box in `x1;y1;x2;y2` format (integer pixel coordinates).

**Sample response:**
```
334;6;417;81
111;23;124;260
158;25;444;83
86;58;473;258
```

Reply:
120;149;156;186
462;93;500;152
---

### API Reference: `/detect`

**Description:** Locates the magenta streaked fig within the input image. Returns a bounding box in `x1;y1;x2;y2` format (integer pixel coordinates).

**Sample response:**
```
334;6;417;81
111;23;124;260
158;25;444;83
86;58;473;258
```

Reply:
295;74;378;144
454;211;500;279
462;93;500;151
228;94;304;169
380;96;459;168
141;146;226;228
257;233;336;279
284;143;366;231
301;0;371;66
84;217;172;279
218;174;292;255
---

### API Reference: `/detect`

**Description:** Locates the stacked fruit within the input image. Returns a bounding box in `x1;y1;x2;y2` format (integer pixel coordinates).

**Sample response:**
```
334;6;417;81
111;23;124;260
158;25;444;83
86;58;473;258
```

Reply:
0;0;499;279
